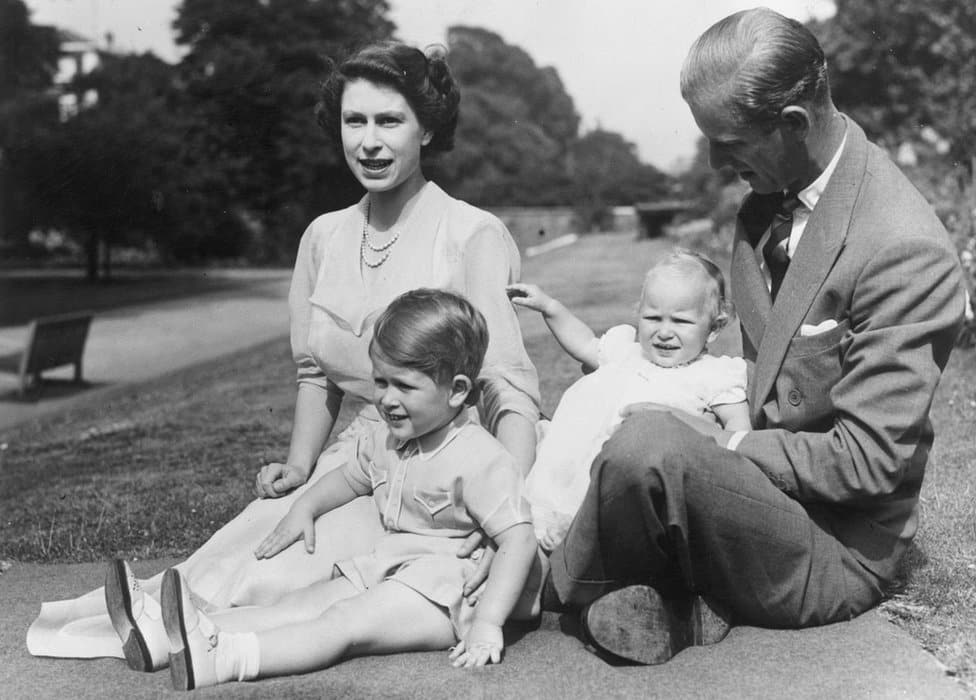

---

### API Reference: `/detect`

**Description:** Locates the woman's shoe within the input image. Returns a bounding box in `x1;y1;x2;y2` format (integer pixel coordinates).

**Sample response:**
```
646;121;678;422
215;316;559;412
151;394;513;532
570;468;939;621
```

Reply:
104;559;169;671
160;568;225;690
580;585;731;665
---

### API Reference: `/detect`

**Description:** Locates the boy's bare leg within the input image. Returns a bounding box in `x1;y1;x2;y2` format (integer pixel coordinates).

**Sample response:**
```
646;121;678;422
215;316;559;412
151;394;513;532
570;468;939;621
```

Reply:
209;577;359;633
257;580;456;677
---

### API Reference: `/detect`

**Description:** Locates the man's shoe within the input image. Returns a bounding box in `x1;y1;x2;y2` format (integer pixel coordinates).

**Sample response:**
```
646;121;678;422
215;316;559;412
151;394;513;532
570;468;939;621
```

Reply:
580;585;731;665
104;559;169;671
160;568;225;690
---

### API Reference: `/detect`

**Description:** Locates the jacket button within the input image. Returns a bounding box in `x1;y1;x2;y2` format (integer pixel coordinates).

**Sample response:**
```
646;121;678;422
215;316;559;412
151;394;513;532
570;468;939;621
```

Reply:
787;389;802;406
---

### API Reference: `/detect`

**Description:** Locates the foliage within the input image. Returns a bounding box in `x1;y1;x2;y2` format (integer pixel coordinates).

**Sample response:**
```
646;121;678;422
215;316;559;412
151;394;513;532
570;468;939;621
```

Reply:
0;0;60;100
23;53;187;278
170;0;395;262
0;0;61;247
430;26;578;206
812;0;976;169
569;129;671;229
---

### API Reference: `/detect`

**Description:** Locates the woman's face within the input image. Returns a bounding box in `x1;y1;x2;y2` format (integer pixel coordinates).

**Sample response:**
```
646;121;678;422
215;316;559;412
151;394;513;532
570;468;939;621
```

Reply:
340;79;432;196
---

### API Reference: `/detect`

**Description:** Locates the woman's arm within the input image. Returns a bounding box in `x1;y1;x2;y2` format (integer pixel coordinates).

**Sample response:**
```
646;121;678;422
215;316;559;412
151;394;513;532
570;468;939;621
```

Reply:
256;221;344;498
255;379;343;498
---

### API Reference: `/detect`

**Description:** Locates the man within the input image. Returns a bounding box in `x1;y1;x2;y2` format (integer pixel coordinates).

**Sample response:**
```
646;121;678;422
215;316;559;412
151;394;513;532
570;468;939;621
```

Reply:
544;7;966;664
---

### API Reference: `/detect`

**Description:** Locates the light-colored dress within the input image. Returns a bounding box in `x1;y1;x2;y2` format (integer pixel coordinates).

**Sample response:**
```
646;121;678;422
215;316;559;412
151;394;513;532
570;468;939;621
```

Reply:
335;414;531;636
525;325;746;549
27;181;540;659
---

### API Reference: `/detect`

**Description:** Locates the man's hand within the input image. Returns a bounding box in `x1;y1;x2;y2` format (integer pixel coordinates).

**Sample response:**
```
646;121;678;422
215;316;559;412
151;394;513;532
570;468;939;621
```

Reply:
621;402;732;447
458;530;496;600
254;504;315;559
254;462;309;499
449;619;504;667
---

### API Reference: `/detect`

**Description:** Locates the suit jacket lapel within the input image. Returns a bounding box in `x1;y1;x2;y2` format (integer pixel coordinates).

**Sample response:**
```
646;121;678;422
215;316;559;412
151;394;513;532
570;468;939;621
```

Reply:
731;193;777;356
749;116;866;410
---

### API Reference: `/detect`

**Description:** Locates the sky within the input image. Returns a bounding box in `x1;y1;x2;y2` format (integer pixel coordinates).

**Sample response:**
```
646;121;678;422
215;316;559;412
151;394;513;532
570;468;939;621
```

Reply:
26;0;835;172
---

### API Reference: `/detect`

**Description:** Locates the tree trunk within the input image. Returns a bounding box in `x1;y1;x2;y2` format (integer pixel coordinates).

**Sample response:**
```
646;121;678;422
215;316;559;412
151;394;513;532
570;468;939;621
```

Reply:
101;237;112;280
85;231;99;281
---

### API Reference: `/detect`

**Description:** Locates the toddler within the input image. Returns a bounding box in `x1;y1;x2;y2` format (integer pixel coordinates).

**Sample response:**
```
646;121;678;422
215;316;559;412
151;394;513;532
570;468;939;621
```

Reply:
508;250;750;551
137;289;538;689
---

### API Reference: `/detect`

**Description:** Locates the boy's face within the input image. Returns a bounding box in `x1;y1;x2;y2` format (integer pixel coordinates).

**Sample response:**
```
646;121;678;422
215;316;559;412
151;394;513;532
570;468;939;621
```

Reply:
637;267;718;368
370;352;464;446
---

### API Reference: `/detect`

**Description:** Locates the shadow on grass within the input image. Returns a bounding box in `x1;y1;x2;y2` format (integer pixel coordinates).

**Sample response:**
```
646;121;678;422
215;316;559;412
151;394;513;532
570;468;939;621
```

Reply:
0;378;107;404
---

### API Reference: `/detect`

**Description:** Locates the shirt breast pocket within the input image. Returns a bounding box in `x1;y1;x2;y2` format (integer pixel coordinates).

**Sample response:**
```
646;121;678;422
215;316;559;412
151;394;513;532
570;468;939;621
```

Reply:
413;486;455;526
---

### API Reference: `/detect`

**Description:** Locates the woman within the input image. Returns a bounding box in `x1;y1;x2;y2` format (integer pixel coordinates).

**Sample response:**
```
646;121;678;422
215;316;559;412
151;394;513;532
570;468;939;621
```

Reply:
27;41;540;669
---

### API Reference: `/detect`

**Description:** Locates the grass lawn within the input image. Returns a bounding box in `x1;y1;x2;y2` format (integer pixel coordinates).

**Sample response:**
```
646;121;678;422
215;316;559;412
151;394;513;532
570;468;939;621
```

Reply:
0;232;973;694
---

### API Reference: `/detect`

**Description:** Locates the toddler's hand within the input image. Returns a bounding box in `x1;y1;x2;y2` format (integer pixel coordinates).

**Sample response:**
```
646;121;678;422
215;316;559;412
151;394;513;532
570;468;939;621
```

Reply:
254;505;315;559
506;283;554;314
450;619;503;667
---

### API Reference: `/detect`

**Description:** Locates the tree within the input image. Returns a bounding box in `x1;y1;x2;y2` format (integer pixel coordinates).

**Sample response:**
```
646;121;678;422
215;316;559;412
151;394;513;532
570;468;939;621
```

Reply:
569;128;671;229
433;26;580;206
170;0;395;262
813;0;976;168
0;0;60;246
27;52;188;279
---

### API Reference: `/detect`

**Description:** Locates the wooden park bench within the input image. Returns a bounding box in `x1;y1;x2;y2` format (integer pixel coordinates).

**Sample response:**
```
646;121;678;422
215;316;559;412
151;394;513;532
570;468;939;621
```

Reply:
0;312;93;396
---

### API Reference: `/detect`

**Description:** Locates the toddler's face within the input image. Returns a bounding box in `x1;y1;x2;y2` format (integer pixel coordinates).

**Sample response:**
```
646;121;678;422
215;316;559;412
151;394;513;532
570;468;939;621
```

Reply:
371;353;458;445
637;268;717;367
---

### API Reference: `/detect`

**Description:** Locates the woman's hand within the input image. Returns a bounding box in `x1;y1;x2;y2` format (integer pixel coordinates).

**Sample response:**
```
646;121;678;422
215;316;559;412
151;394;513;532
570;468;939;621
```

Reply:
254;504;315;559
449;619;503;667
458;531;496;600
254;462;309;499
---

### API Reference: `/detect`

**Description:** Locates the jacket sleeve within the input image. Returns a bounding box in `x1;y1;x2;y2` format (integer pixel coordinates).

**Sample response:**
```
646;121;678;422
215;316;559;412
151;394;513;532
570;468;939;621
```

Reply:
736;235;964;504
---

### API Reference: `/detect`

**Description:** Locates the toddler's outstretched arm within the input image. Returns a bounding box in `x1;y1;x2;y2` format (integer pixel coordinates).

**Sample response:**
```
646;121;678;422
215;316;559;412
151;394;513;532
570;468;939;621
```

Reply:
507;283;599;370
449;522;537;667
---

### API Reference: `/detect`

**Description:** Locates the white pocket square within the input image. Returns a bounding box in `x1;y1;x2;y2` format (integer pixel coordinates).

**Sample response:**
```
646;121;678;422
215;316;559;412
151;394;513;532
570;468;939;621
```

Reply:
800;319;839;336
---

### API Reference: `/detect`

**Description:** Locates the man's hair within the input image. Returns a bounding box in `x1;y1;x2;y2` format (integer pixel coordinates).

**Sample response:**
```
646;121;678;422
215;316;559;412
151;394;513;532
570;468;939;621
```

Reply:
369;288;488;406
680;7;830;128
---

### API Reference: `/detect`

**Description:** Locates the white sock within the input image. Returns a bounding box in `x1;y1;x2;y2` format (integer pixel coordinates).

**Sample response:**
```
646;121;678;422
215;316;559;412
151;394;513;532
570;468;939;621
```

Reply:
213;630;260;683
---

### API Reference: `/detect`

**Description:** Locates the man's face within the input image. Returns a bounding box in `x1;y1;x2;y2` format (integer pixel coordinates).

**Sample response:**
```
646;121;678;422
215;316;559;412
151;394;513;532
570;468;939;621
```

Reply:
689;96;803;194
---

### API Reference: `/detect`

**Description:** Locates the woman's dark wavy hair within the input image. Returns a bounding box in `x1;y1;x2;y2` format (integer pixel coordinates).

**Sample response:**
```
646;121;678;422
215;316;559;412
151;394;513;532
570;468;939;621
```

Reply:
680;8;830;129
316;41;460;156
369;288;489;407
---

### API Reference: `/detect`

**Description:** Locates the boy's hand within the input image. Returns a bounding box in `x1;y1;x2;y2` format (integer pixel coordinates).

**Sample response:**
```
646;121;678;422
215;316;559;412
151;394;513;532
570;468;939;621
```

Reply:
506;283;555;315
254;504;315;559
449;619;503;667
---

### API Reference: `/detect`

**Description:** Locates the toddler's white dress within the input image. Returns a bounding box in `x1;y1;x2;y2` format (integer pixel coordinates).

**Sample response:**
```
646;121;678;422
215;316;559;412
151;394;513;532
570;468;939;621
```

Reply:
525;324;747;549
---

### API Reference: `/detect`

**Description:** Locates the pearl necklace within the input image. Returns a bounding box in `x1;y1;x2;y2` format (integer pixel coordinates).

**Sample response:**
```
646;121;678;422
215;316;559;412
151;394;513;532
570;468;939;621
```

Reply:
360;200;401;268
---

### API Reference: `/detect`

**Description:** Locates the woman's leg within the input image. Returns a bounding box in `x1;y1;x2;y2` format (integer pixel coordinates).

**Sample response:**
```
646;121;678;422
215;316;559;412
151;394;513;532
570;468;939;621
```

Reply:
257;581;456;678
208;577;360;633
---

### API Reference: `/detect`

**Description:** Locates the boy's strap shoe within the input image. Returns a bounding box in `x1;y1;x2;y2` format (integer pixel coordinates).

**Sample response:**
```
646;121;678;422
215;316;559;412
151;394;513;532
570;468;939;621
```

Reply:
104;559;169;672
580;584;731;665
161;568;226;690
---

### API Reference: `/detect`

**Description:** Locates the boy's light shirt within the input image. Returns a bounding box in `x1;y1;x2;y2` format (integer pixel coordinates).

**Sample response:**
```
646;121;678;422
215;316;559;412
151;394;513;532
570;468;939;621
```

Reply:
728;130;847;453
